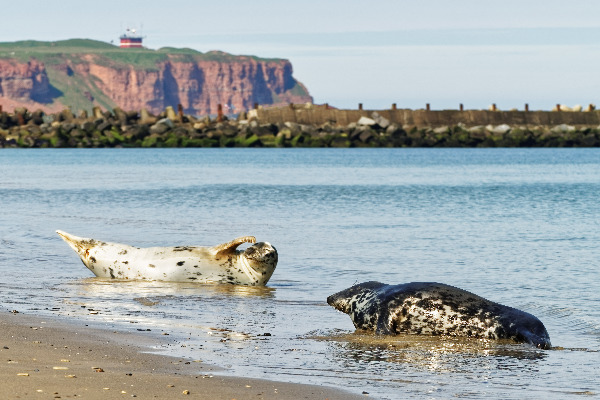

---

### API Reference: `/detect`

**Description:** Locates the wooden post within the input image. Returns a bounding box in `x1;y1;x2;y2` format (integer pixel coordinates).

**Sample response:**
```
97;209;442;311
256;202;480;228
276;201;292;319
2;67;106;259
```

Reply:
17;112;24;126
556;103;561;111
459;103;464;111
492;103;497;111
217;104;223;122
525;103;529;112
177;103;184;122
391;103;397;110
358;103;363;110
325;103;329;109
426;103;430;111
254;103;259;110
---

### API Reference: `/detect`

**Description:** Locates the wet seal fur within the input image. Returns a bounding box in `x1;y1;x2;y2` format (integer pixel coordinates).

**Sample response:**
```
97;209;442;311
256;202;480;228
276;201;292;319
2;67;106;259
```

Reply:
56;230;278;286
327;281;551;349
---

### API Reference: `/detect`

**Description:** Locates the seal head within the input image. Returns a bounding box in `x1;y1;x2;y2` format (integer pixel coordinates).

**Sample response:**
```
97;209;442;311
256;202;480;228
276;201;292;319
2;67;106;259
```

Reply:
240;242;278;285
328;281;552;349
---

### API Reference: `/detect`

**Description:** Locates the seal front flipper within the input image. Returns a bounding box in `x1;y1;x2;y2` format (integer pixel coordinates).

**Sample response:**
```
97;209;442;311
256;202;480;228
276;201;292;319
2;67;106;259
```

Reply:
375;324;391;335
211;236;256;258
375;316;393;335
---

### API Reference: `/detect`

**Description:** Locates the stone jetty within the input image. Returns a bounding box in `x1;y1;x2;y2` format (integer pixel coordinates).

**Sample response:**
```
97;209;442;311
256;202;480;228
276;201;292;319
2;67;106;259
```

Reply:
1;105;599;148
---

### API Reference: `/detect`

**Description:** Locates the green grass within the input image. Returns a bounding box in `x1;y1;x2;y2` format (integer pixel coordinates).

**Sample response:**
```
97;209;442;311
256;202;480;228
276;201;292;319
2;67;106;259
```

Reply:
0;39;284;69
0;39;115;50
45;65;117;113
86;75;118;111
283;81;310;97
157;47;201;55
44;68;93;112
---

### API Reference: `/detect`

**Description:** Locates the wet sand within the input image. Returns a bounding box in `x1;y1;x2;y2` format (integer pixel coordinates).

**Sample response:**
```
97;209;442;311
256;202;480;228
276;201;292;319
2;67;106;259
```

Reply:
0;311;367;399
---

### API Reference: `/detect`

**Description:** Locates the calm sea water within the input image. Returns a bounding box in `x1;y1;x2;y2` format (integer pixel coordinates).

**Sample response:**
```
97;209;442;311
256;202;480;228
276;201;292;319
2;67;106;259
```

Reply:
0;148;598;399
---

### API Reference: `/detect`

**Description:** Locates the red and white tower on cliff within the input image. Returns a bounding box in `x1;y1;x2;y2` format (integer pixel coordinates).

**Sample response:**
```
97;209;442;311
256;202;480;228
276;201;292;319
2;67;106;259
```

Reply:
119;28;143;48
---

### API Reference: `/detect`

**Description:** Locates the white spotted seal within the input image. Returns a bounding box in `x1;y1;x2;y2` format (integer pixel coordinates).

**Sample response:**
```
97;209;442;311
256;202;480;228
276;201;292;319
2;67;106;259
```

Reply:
327;281;551;349
56;230;278;286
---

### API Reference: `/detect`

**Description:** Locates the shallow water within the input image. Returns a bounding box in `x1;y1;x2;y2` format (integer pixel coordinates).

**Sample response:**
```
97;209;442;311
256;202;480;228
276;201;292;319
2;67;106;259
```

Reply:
0;148;598;399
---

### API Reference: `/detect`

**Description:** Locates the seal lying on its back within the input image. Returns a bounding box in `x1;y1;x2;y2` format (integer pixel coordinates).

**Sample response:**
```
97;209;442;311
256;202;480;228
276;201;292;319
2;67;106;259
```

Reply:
327;281;551;349
56;230;278;286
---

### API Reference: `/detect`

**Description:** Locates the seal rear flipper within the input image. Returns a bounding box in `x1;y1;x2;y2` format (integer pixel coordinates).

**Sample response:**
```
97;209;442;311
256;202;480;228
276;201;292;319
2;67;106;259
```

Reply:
211;236;256;257
56;230;94;257
56;230;82;245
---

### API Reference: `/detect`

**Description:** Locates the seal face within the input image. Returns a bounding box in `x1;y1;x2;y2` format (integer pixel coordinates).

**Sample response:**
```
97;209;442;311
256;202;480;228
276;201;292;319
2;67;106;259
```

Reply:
56;230;278;286
327;281;551;349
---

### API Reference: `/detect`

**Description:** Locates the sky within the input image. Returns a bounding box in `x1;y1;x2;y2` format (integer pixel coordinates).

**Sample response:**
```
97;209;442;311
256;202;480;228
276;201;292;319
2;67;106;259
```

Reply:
2;0;600;110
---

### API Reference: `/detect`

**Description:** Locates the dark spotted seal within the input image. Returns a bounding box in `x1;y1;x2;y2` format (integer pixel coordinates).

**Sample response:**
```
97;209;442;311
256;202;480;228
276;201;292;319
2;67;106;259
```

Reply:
56;230;278;286
327;281;551;349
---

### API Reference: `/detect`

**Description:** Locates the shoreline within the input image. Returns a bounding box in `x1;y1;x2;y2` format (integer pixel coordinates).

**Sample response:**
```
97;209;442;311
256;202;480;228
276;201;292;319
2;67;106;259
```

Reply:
0;310;367;399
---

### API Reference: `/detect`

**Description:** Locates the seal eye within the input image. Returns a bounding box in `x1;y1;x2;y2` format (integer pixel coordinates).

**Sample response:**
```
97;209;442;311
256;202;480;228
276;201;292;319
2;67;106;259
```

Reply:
245;246;257;257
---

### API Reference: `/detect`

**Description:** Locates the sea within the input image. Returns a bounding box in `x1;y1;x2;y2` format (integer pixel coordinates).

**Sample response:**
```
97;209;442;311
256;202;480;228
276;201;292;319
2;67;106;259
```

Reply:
0;148;598;399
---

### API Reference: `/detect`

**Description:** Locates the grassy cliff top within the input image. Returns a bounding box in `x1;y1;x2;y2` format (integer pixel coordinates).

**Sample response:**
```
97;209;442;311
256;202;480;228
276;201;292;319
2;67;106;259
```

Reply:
0;39;284;69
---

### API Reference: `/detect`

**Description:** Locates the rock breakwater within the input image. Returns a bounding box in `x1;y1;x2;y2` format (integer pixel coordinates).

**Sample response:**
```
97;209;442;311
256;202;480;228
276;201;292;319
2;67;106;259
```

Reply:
1;106;599;148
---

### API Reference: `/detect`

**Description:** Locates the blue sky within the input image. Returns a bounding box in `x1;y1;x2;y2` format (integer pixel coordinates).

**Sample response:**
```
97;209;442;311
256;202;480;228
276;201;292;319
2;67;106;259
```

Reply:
3;1;600;110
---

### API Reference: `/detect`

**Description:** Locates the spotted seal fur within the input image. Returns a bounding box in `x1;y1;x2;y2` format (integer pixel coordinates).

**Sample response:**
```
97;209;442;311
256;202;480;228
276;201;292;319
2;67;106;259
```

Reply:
56;230;278;286
327;281;551;349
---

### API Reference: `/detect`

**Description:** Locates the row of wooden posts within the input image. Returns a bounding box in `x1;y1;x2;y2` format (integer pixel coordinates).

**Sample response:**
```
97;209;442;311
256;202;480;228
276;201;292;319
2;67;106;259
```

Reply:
181;102;567;118
0;102;589;121
262;103;566;113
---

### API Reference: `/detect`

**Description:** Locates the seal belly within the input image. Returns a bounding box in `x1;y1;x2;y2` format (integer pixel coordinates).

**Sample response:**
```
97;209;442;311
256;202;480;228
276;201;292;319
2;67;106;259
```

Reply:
87;246;233;282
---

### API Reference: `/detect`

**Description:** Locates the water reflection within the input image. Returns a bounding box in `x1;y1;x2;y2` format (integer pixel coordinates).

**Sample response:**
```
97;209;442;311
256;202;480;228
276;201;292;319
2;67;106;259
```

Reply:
54;278;278;332
314;331;548;375
69;278;276;299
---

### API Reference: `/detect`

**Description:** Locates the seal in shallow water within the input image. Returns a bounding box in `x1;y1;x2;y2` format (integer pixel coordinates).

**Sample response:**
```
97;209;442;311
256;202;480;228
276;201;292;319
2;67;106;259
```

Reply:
56;230;278;286
327;281;551;349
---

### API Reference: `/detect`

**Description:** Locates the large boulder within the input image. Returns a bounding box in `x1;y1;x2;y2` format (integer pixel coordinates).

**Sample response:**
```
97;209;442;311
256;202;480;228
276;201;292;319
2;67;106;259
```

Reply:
92;106;104;119
551;124;576;133
139;109;157;125
165;106;177;121
357;116;376;126
149;118;174;135
59;109;74;122
487;124;511;135
371;112;390;129
113;107;128;125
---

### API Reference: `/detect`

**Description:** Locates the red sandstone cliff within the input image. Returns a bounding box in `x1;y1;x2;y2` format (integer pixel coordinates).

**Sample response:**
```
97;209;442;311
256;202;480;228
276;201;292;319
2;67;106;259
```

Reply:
0;52;312;115
0;59;56;106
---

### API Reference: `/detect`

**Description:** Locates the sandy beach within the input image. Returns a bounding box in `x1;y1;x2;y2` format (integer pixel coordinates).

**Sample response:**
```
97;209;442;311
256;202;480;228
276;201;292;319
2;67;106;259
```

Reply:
0;310;367;399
